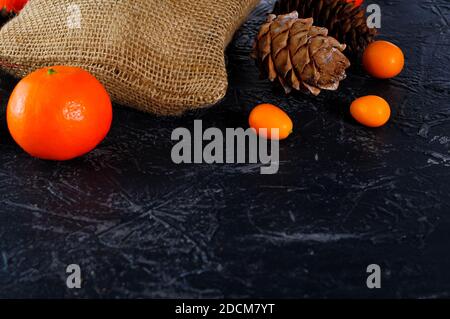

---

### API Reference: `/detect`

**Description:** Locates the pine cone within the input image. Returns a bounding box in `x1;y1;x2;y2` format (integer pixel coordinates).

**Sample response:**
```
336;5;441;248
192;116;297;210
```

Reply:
252;12;350;95
273;0;377;58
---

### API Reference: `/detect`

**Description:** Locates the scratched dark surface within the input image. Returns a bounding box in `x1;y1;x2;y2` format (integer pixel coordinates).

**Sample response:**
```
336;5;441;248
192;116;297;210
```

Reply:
0;0;449;299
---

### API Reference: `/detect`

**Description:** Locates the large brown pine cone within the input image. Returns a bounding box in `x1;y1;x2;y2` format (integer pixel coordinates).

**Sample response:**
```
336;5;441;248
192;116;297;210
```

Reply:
252;12;350;95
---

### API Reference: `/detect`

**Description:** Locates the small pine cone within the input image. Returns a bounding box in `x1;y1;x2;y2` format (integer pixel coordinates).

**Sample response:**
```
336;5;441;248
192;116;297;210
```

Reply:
273;0;377;59
252;11;350;95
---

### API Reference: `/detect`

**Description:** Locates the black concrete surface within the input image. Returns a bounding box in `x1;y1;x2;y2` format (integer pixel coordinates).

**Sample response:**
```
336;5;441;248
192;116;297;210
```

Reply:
0;0;449;298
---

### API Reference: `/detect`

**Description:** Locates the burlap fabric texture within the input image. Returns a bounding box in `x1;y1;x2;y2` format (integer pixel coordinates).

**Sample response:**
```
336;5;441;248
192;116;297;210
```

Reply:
0;0;259;115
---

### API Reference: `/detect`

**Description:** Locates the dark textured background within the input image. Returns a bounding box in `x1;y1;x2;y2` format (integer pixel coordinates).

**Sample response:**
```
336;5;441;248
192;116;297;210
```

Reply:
0;0;449;298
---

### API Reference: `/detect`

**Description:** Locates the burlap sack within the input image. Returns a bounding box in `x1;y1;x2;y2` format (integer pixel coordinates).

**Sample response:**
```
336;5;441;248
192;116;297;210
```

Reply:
0;0;259;115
